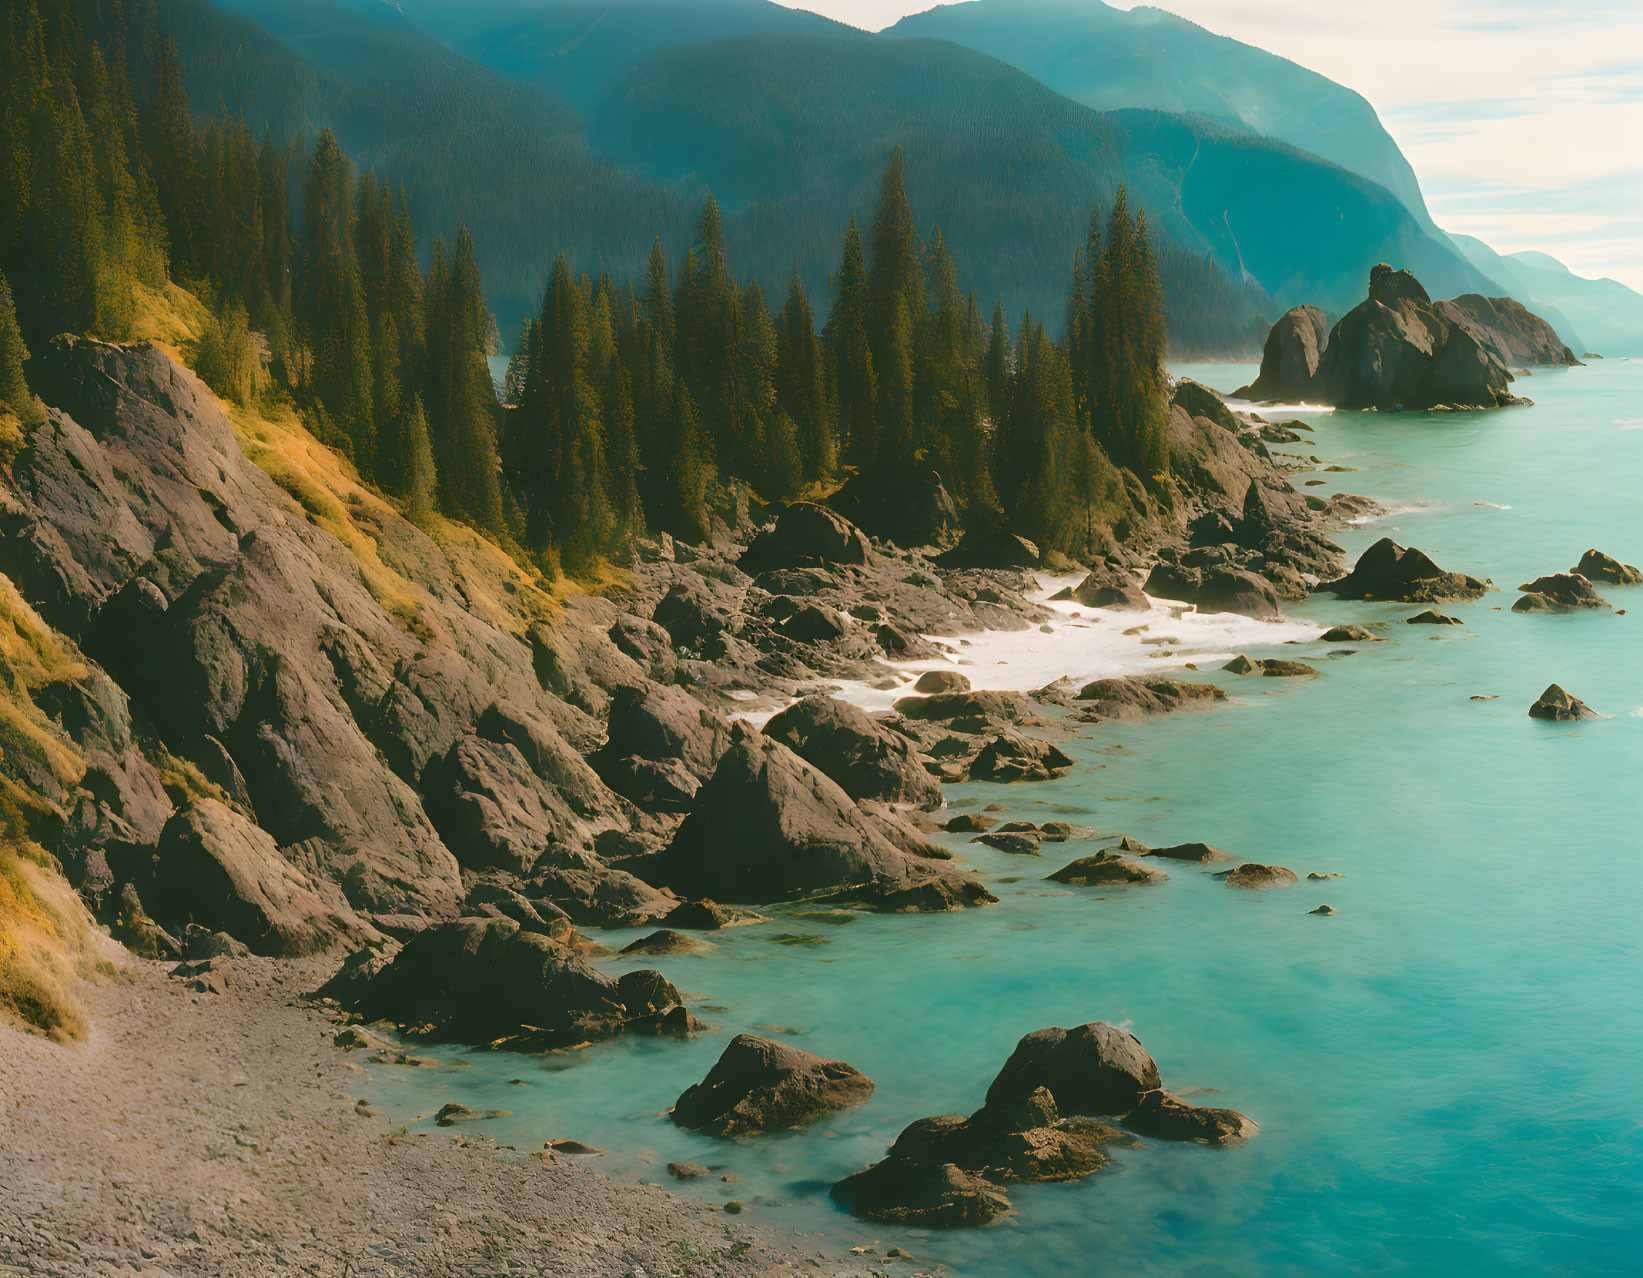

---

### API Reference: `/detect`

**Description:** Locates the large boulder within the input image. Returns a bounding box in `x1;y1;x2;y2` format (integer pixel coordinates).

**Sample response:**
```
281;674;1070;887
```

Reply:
1171;379;1241;431
763;696;942;810
1572;549;1641;586
1067;563;1149;611
740;502;872;571
1144;561;1280;617
147;799;373;956
1528;684;1598;721
1223;863;1299;889
631;724;971;906
593;682;732;810
891;689;1045;734
1044;853;1167;887
1319;537;1486;602
934;527;1040;570
316;916;699;1046
969;733;1073;784
985;1022;1161;1116
1515;573;1609;610
671;1034;875;1137
1073;676;1226;722
1234;305;1329;401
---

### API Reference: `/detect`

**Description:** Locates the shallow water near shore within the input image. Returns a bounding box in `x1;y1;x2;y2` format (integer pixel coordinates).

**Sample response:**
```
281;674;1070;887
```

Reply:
368;358;1643;1275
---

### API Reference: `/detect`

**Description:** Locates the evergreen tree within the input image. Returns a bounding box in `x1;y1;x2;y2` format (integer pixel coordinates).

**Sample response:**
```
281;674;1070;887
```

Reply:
0;273;40;427
776;273;833;482
604;362;643;546
424;232;503;532
824;216;874;465
399;394;438;529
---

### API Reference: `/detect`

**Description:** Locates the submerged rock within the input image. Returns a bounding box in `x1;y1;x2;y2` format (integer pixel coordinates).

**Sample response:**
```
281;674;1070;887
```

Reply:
1223;863;1299;889
1528;684;1599;721
1222;656;1318;677
1146;842;1232;864
618;929;709;957
974;831;1042;856
1121;1090;1257;1145
1320;538;1486;603
1044;853;1167;886
1072;676;1226;723
672;1034;875;1137
1571;549;1641;586
1319;624;1384;642
1406;610;1462;625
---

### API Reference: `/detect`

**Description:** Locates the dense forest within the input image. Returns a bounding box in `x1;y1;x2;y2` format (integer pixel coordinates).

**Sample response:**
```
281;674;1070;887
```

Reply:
0;0;1171;576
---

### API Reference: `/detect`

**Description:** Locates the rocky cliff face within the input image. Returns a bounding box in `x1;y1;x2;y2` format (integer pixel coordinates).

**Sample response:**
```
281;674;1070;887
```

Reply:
0;333;1350;983
1239;265;1574;412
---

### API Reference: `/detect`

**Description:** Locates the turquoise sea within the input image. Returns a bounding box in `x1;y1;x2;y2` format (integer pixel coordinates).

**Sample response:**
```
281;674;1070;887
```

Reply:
367;358;1643;1276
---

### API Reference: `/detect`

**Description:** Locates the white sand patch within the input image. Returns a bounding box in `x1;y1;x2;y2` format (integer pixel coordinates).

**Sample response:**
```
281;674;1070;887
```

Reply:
732;573;1322;724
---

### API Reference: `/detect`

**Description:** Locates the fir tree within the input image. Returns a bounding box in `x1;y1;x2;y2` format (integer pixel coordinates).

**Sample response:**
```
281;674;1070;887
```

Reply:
0;273;40;427
824;216;874;464
776;273;833;481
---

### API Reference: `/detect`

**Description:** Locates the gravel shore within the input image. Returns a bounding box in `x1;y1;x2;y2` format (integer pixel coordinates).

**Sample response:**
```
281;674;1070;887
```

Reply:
0;955;865;1277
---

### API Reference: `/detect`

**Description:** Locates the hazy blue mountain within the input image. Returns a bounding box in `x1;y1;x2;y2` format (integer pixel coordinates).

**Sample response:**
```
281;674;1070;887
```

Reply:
1450;236;1643;356
888;0;1437;231
591;33;1489;323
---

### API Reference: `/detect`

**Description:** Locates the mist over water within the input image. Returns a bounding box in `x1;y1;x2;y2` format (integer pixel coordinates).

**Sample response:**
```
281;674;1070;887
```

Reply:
369;359;1643;1275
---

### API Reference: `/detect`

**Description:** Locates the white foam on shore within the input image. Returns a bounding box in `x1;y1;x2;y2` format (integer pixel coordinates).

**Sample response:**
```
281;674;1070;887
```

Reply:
733;573;1323;724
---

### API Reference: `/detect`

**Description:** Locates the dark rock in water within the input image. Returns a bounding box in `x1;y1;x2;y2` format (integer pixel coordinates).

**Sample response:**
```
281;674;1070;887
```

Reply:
435;1102;510;1126
934;527;1040;570
1528;684;1598;721
619;929;708;957
1106;835;1151;854
1037;822;1084;842
1122;1090;1257;1145
942;813;996;834
974;831;1042;856
969;733;1074;783
914;669;971;695
740;501;872;572
1045;853;1167;886
526;849;675;930
764;696;942;811
1234;305;1329;401
1171;379;1241;432
1406;610;1462;625
1224;863;1299;889
1147;842;1232;865
672;1033;874;1137
1144;562;1280;617
1516;573;1609;610
995;821;1040;834
544;1139;608;1156
667;1160;712;1179
316;917;700;1046
1320;538;1486;602
149;800;373;957
1510;593;1572;615
1074;676;1226;723
1436;294;1579;369
1319;624;1383;642
1308;265;1526;411
661;899;766;931
631;724;958;906
1572;549;1641;586
1221;654;1257;674
833;1157;1012;1227
1256;658;1318;677
1309;905;1339;916
985;1022;1161;1116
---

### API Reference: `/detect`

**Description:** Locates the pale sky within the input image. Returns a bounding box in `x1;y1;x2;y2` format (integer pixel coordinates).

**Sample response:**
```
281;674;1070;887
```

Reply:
777;0;1643;292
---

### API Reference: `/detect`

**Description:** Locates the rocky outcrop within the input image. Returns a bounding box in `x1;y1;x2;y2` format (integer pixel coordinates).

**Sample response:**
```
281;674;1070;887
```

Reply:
1435;295;1579;368
1234;305;1329;402
934;527;1040;570
316;917;699;1047
144;799;373;956
671;1034;874;1137
968;733;1073;783
1063;563;1148;611
1144;556;1280;617
1528;684;1598;721
592;683;732;811
1311;265;1523;411
1319;538;1486;603
1221;656;1318;677
836;1021;1254;1228
763;696;942;810
1571;550;1641;586
629;724;980;908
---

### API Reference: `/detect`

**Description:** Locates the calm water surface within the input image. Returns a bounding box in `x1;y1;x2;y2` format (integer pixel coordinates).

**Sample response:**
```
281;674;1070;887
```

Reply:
369;358;1643;1276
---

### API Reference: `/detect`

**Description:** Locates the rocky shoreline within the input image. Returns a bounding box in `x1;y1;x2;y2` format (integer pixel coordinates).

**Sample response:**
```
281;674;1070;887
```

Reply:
0;331;1459;1267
